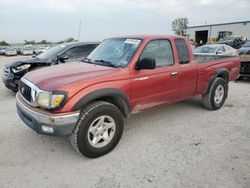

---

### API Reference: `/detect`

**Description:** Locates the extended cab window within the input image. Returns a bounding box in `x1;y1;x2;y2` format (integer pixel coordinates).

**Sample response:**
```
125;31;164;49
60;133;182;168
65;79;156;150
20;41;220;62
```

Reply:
140;40;174;67
175;39;190;64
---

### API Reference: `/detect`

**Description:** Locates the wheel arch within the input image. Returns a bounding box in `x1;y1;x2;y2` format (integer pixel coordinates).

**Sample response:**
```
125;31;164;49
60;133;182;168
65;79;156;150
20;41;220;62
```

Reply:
216;68;230;83
204;68;230;95
71;88;131;117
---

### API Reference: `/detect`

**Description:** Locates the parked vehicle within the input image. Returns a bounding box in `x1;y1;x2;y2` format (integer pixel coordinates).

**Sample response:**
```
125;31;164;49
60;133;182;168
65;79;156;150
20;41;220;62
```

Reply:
2;42;99;92
16;35;240;158
15;47;22;55
238;55;250;80
34;46;50;55
217;38;243;49
20;47;34;55
238;40;250;55
0;46;10;55
5;48;17;56
193;44;238;56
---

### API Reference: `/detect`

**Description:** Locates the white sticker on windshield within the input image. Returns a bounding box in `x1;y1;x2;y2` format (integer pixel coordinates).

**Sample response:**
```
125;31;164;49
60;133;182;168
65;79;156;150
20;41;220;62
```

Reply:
125;39;140;45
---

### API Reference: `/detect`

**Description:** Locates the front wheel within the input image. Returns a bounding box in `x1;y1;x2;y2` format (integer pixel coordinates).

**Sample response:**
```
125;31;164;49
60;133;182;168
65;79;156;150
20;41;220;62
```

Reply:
202;77;228;110
70;101;124;158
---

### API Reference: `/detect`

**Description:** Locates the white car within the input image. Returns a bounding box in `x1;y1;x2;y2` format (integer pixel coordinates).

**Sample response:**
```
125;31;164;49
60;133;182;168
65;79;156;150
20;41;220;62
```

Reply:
21;47;33;55
34;46;50;55
5;48;17;56
193;44;238;56
0;46;10;55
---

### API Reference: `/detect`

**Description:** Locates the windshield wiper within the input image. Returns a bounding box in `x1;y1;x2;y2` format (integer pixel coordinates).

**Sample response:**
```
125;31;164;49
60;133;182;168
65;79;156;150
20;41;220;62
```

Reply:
81;57;93;64
94;59;119;68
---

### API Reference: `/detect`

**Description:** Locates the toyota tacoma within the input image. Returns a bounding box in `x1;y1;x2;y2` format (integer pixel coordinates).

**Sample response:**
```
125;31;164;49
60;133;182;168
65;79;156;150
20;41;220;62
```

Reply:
16;35;240;158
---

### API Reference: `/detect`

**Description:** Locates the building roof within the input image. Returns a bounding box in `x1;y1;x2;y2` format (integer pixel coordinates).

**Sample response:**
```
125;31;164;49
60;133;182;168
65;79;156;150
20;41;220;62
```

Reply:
187;20;250;29
109;35;186;40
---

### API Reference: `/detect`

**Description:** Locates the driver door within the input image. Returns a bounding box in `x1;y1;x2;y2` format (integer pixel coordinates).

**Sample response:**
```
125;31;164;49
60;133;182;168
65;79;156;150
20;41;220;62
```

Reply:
130;39;180;113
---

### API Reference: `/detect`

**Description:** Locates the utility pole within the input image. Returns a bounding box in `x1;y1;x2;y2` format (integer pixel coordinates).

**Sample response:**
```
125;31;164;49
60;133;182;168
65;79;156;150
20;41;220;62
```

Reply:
78;19;82;41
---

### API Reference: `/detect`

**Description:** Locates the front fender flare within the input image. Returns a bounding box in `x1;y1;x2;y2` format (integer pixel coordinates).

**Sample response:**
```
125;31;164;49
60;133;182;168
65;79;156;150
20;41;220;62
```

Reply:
71;88;131;117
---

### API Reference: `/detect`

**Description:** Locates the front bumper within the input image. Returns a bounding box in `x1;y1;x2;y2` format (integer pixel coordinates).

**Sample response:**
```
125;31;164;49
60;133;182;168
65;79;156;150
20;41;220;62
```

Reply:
16;93;80;136
240;61;250;78
1;68;19;92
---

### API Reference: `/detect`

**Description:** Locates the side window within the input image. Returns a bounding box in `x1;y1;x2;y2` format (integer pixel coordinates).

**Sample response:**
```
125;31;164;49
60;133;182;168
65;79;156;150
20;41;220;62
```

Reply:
82;44;99;55
65;45;97;58
175;39;190;64
64;47;83;58
140;40;174;67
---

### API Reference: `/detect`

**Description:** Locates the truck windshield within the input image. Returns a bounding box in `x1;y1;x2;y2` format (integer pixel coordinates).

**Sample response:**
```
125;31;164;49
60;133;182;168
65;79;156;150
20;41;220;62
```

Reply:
87;38;141;67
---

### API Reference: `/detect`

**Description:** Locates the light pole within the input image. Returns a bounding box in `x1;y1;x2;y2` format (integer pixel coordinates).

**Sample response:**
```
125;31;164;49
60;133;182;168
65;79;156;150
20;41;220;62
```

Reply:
78;19;82;41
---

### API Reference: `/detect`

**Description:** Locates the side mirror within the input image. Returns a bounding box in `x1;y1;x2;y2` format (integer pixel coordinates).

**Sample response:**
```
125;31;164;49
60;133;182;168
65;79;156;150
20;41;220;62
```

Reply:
136;58;156;70
58;54;69;62
216;50;223;54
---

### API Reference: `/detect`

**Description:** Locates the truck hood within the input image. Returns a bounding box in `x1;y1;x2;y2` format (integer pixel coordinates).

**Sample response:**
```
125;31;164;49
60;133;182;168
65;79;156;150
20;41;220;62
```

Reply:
24;62;128;93
5;56;48;68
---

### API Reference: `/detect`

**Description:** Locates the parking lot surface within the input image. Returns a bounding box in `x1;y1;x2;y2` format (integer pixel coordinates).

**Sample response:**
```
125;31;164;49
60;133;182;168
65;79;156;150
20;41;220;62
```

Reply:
0;56;249;188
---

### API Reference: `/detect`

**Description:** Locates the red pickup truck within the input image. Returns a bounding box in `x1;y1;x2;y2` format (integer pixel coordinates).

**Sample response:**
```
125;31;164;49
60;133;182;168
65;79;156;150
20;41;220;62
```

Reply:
16;35;240;158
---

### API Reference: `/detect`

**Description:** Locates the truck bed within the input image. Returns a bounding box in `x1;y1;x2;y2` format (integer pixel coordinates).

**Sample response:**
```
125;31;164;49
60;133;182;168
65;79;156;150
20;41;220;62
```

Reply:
194;54;237;63
195;55;240;95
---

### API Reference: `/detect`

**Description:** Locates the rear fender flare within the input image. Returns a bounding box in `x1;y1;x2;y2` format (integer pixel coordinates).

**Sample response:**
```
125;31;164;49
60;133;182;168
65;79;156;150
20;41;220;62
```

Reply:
204;68;230;96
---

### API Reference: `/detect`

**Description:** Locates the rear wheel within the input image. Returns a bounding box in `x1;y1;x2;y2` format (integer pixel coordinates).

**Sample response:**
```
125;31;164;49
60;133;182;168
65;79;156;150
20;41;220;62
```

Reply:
70;101;124;158
202;77;228;110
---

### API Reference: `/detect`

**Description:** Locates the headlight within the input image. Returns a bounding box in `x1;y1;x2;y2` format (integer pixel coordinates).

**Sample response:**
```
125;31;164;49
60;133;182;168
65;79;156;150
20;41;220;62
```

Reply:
36;91;66;109
12;64;31;73
37;92;51;108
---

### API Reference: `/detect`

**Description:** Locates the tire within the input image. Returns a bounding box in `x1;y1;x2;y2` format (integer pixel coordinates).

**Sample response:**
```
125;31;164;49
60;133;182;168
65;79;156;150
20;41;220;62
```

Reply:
236;76;242;81
70;101;124;158
202;77;228;110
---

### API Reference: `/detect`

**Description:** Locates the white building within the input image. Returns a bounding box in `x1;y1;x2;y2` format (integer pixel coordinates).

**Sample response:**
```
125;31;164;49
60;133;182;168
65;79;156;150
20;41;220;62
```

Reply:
186;21;250;45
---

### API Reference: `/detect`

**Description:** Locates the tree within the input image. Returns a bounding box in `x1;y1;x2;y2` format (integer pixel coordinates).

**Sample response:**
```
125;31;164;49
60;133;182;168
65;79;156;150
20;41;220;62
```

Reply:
171;17;188;36
24;40;36;45
37;40;51;44
64;37;76;42
0;41;9;46
57;37;76;44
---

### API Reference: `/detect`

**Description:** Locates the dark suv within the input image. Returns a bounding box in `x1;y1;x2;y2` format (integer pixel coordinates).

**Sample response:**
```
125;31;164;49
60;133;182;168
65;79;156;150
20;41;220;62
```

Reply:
2;42;99;92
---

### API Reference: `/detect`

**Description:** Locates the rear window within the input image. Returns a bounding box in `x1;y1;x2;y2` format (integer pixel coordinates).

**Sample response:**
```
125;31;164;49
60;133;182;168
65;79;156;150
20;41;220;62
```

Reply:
175;39;190;64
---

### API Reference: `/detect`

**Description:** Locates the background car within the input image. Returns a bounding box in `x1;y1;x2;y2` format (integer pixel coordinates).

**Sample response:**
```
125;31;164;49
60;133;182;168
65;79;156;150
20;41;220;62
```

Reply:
193;44;238;56
34;46;50;55
2;42;100;92
0;46;10;55
5;48;17;56
238;40;250;55
217;38;243;49
20;47;34;55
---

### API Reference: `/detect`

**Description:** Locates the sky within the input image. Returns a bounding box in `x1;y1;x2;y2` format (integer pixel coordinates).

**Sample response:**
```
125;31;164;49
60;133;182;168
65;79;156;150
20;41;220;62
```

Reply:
0;0;249;43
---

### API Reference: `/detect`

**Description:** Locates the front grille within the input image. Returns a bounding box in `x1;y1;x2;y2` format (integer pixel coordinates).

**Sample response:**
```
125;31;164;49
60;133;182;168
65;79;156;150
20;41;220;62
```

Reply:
240;62;250;74
19;81;32;102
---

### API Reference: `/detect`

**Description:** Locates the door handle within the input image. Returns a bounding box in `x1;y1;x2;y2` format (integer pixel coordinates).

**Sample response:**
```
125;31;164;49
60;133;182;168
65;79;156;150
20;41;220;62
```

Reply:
171;71;178;77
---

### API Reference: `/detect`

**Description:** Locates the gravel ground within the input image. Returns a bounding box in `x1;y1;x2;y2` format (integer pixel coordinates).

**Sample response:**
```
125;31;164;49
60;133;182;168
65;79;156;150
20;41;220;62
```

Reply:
0;56;249;188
